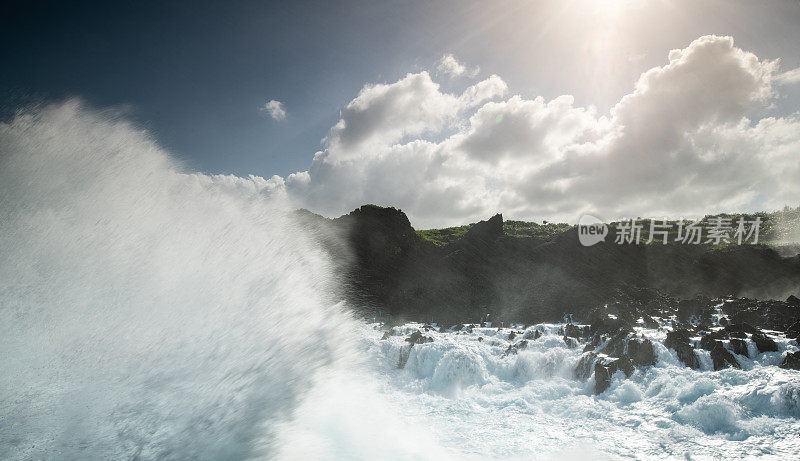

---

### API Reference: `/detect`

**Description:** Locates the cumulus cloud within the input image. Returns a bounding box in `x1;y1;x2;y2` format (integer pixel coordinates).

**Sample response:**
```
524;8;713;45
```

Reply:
262;99;286;121
437;54;480;78
282;36;799;228
320;71;506;162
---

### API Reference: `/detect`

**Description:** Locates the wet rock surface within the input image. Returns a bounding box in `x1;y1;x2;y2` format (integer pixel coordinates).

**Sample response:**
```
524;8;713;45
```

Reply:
780;351;800;370
594;356;635;394
503;340;529;357
376;285;799;396
711;342;741;370
574;352;598;380
729;338;749;357
627;338;656;366
665;329;700;369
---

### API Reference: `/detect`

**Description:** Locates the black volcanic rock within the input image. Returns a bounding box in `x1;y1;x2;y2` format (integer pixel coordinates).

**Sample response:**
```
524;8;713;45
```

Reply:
627;338;656;366
780;351;800;370
641;314;660;329
729;338;749;357
594;356;634;394
574;352;598;380
677;297;716;324
724;323;759;336
594;362;613;394
406;330;433;345
700;332;723;351
727;299;800;332
665;330;700;369
787;321;800;340
598;329;634;358
751;331;778;353
564;324;588;339
711;342;740;370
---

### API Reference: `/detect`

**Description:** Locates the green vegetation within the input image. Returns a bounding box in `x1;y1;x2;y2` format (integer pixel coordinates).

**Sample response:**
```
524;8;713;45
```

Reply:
413;206;799;248
415;219;572;246
504;220;572;239
360;203;398;212
416;224;474;246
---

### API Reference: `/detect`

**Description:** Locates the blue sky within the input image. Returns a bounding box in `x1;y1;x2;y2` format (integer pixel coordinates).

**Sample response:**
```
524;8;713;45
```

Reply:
3;0;800;226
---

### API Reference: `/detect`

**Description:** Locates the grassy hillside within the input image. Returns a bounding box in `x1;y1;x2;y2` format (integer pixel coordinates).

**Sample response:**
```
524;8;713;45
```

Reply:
416;219;572;246
415;206;799;248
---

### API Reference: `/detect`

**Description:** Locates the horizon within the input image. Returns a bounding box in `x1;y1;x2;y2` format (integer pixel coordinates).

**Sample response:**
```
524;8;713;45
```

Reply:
308;202;800;229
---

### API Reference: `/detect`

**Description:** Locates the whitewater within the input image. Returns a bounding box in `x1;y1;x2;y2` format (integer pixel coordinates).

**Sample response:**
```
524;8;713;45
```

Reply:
1;101;799;460
362;322;800;460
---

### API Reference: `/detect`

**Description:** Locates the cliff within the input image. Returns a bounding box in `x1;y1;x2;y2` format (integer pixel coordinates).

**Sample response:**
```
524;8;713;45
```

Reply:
298;205;800;326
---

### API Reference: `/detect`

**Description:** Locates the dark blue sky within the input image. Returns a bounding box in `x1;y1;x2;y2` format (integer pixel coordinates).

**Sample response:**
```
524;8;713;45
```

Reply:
2;1;454;177
4;0;800;179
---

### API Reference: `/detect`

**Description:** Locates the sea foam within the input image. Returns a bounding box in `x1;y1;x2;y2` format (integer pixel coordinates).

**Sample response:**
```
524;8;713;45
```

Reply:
368;321;800;459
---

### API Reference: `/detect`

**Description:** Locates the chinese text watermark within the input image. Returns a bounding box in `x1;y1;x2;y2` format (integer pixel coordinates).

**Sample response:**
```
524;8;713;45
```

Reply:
578;215;762;247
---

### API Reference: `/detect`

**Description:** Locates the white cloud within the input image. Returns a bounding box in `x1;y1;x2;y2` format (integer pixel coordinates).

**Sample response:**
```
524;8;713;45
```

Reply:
12;36;797;231
459;75;508;107
776;66;800;85
453;94;604;165
321;71;505;162
262;99;286;121
437;54;479;78
278;35;800;228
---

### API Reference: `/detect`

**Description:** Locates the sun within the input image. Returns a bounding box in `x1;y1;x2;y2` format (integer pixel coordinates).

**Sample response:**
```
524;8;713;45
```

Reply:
583;0;632;21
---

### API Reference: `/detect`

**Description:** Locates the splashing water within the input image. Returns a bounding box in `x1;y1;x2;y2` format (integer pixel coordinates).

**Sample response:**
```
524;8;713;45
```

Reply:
367;323;800;460
0;100;417;459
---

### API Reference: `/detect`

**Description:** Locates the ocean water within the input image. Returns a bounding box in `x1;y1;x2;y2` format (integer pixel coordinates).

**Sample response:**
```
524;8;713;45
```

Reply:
359;323;800;460
1;100;799;460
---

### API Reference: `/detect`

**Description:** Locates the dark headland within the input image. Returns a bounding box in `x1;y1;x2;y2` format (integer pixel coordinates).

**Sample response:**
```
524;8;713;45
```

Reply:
296;205;800;337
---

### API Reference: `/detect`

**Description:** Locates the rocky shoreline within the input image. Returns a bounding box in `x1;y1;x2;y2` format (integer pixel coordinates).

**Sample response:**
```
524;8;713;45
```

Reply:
375;291;800;395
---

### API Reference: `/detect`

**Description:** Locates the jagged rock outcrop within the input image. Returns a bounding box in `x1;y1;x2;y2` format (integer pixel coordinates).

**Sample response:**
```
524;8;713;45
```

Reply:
710;342;740;370
665;330;700;369
571;324;657;393
729;338;749;357
787;321;800;340
406;330;433;345
700;332;723;351
574;352;598;380
627;338;656;366
780;351;800;370
594;356;634;394
752;331;778;353
598;329;631;357
564;323;589;339
523;328;542;340
461;213;503;245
